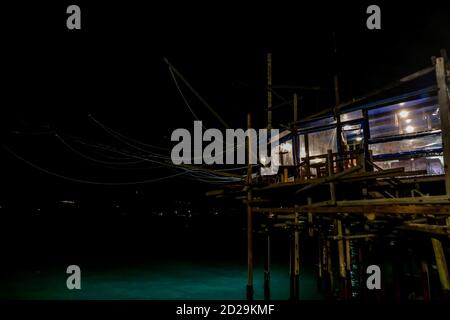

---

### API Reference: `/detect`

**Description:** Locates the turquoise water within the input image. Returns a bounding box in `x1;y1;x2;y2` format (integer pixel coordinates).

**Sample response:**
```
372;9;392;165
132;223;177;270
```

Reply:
2;260;322;300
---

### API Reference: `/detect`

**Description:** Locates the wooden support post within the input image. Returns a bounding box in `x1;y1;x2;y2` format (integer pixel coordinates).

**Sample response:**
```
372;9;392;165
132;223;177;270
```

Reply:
362;109;372;172
337;220;346;279
264;232;271;300
307;197;314;237
289;204;300;300
292;94;300;172
334;75;344;172
336;219;347;299
246;113;254;300
345;228;351;273
283;167;289;183
431;238;450;292
294;206;300;299
421;260;431;300
317;227;324;292
305;134;311;179
267;53;273;130
326;239;334;298
289;233;296;300
327;150;337;202
293;93;298;123
435;57;450;195
345;227;352;299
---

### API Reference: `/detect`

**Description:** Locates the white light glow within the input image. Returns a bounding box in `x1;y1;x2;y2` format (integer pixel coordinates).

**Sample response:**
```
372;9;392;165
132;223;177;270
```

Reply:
260;155;267;166
405;125;415;133
355;137;363;142
399;110;409;118
405;119;412;124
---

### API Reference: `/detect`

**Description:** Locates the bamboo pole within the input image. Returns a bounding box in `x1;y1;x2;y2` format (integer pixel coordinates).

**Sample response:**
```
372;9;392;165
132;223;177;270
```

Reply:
305;134;311;179
337;220;346;279
293;93;298;123
264;232;271;300
421;260;431;300
435;57;450;195
294;205;300;299
267;53;273;130
431;237;450;291
326;239;334;298
308;197;314;237
246;113;254;300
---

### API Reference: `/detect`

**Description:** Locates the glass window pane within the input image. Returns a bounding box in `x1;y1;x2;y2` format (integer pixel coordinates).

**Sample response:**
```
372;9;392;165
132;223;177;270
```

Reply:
368;97;439;139
307;128;337;156
273;141;294;166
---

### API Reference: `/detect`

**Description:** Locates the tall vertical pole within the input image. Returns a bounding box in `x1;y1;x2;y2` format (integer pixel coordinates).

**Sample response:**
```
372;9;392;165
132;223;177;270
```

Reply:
293;93;298;123
335;76;344;172
290;205;301;300
267;53;273;130
333;32;344;171
292;93;299;168
334;75;340;107
264;232;271;300
431;238;450;292
246;113;254;300
435;57;450;195
326;150;336;298
294;209;300;299
362;109;372;172
305;134;311;179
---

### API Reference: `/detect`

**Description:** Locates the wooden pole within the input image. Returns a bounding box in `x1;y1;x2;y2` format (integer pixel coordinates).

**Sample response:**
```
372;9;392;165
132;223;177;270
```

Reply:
421;260;431;300
246;113;254;300
337;220;346;279
431;237;450;292
293;93;299;171
345;227;353;299
304;134;311;179
293;93;298;123
289;232;296;299
362;109;372;172
326;239;334;298
294;205;301;299
267;53;273;130
308;197;314;237
264;232;271;300
334;76;344;172
327;150;337;201
435;57;450;195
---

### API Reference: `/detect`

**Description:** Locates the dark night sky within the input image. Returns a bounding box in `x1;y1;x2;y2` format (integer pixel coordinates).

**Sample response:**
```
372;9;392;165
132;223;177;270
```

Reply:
1;1;450;203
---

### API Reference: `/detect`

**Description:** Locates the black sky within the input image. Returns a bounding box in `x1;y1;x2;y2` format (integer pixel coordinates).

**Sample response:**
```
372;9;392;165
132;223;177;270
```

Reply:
1;1;449;200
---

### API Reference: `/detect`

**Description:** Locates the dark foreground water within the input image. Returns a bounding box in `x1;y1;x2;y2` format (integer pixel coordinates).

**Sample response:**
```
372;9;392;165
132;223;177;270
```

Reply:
2;261;321;300
0;208;322;300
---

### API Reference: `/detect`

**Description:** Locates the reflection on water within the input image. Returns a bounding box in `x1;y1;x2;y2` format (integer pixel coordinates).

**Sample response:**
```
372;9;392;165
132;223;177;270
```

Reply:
2;261;322;300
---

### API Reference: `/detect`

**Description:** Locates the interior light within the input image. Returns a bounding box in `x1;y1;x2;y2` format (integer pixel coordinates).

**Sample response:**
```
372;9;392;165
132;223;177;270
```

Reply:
405;125;415;133
405;119;412;124
399;110;409;118
260;155;267;166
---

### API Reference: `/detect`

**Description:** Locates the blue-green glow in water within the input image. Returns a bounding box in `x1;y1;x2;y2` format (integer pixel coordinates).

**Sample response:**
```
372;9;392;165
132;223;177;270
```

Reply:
2;260;322;300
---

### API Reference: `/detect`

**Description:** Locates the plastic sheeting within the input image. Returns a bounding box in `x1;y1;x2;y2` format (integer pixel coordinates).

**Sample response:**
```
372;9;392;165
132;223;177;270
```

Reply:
307;128;337;156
